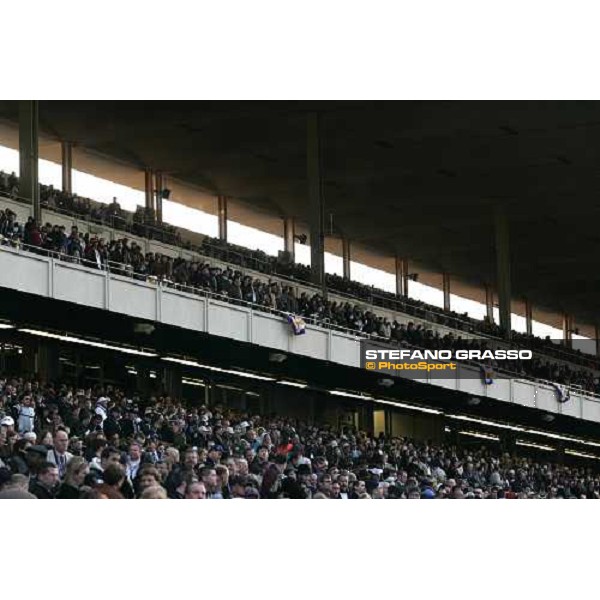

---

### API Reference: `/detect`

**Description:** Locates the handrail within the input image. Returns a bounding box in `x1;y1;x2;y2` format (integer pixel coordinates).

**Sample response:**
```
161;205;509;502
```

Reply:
2;238;600;399
0;237;368;340
2;186;599;372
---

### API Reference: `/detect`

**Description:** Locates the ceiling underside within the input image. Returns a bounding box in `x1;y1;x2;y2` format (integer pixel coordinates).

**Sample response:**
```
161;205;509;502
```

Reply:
0;100;598;325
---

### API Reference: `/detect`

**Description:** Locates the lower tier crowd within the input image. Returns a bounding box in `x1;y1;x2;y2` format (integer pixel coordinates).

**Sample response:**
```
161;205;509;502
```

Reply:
0;376;599;499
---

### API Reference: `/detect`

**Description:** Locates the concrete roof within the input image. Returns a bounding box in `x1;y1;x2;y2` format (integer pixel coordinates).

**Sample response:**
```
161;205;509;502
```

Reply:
0;100;598;328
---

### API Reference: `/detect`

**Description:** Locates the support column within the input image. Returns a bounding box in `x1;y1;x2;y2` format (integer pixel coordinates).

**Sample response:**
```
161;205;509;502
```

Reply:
525;299;533;336
35;341;60;382
494;206;512;338
595;325;600;358
307;112;326;296
358;402;374;435
395;256;409;297
283;216;295;261
485;284;494;323
342;237;351;280
563;314;573;348
218;195;228;242
144;168;154;220
154;172;164;224
163;365;182;399
61;141;72;194
19;101;40;222
442;273;451;312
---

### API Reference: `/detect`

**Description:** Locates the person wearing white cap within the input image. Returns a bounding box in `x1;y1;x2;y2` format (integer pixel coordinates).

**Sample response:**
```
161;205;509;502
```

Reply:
0;415;15;432
95;397;109;424
23;431;37;444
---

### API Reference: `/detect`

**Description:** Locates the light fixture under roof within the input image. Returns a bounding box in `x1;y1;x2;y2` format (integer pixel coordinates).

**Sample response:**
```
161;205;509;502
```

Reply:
565;449;600;460
19;328;157;357
329;390;373;400
277;380;308;388
374;398;442;415
458;430;499;441
516;440;554;452
447;414;525;432
161;357;275;381
447;414;600;449
182;379;206;388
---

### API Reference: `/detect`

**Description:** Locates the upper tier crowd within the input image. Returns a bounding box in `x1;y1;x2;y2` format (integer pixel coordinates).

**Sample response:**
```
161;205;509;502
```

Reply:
1;172;599;393
1;375;599;499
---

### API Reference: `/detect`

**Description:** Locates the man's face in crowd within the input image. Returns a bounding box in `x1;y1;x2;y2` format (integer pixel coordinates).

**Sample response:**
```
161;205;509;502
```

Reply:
320;475;332;492
54;431;69;454
258;447;269;461
246;449;255;463
452;487;465;499
101;451;121;471
129;444;141;461
40;467;59;489
203;469;218;489
338;475;349;492
184;450;198;468
156;462;169;480
331;483;341;496
186;482;207;499
139;474;157;490
236;459;248;476
73;464;89;486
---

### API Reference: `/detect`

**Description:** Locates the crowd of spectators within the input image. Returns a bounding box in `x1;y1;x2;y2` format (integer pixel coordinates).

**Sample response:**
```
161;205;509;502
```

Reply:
2;171;600;387
1;170;593;367
1;204;599;392
1;375;599;500
0;171;181;245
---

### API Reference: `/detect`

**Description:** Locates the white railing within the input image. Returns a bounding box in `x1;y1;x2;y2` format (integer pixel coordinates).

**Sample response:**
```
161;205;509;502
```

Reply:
1;242;600;425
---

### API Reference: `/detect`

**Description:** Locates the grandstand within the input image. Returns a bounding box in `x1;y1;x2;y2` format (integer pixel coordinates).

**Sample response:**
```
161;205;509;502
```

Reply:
1;100;600;499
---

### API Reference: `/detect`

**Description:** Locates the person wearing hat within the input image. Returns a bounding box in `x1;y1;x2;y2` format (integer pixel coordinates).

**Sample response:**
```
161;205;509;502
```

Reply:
205;444;224;468
25;444;49;474
103;407;121;439
23;431;37;444
0;415;15;433
95;397;109;424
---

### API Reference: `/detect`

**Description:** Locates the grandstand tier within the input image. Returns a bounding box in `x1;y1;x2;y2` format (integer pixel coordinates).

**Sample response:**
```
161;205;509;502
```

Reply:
1;101;600;499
